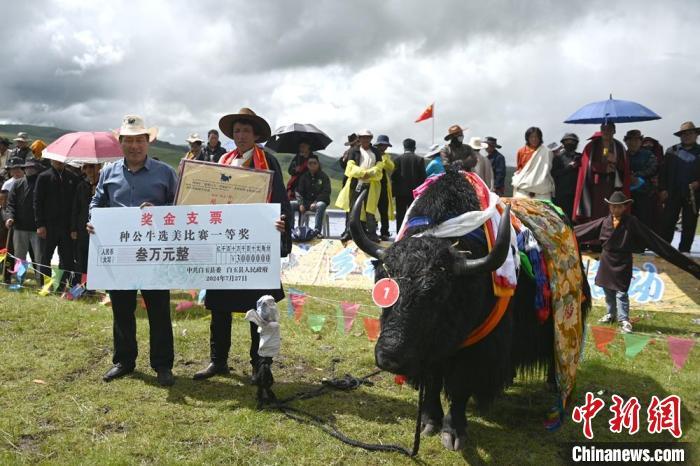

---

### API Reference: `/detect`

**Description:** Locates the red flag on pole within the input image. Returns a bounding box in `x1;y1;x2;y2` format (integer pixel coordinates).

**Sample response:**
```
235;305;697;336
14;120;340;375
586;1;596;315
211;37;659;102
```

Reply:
415;103;434;123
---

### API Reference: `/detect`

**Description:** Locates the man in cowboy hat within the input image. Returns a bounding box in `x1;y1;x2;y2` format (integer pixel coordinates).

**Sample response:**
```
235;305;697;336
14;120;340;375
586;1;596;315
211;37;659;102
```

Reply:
202;129;227;163
89;115;178;386
184;133;207;161
576;191;700;333
391;138;426;231
468;137;494;189
484;136;506;195
9;132;32;162
373;134;395;240
195;108;291;384
624;129;658;231
4;158;45;285
659;121;700;253
335;129;383;243
440;125;476;171
551;133;581;219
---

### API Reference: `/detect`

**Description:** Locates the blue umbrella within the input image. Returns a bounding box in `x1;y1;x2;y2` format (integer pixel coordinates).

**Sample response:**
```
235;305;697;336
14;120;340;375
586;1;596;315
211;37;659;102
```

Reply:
564;95;661;124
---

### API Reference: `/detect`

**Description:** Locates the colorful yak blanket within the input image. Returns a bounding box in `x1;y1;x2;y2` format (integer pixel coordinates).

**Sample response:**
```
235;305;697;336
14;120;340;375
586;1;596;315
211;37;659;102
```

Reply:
506;198;585;408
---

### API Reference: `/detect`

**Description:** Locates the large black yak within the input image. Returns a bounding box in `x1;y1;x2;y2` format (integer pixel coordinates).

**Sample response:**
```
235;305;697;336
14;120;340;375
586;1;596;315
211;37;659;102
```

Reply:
350;168;590;451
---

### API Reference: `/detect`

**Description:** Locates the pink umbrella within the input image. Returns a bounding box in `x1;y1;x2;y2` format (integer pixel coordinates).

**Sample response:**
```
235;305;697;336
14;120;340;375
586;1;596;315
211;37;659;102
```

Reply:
42;131;123;164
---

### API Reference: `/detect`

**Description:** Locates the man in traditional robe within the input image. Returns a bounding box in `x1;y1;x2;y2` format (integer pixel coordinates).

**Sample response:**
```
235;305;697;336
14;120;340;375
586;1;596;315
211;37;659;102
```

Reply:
575;192;700;333
572;122;630;224
511;127;554;200
440;125;476;171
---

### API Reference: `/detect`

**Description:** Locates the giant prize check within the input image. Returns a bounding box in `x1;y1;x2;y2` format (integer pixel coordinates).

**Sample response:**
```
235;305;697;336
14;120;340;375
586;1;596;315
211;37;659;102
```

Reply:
87;204;280;290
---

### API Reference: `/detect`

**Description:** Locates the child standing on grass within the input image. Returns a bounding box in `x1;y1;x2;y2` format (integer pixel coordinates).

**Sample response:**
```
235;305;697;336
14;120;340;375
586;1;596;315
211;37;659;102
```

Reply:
574;191;700;333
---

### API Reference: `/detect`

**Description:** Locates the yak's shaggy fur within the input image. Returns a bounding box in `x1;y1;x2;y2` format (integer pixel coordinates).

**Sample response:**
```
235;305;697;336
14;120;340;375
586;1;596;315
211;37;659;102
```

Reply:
371;167;590;450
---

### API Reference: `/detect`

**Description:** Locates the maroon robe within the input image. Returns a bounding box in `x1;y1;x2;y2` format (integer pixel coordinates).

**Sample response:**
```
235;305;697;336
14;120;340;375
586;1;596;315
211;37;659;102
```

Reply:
572;137;631;224
575;213;700;291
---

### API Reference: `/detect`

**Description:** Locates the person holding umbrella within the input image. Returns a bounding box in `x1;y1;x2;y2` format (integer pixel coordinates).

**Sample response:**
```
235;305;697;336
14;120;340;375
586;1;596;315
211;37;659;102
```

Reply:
572;122;630;225
286;139;313;201
659;121;700;253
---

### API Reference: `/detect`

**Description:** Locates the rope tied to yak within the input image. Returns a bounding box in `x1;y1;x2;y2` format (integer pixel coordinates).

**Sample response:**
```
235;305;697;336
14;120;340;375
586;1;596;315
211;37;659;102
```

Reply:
262;370;425;457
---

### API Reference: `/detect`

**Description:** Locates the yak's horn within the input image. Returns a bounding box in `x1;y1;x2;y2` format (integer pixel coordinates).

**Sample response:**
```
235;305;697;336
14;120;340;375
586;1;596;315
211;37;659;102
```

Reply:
349;189;385;259
453;205;512;275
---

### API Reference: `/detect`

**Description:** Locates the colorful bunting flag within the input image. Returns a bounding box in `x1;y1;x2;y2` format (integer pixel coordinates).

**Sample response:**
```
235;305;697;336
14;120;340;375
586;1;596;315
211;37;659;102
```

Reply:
341;301;361;333
667;336;695;370
0;249;6;264
51;267;63;291
197;289;206;305
591;326;617;354
290;294;306;322
11;259;22;274
308;314;326;333
188;289;197;299
335;305;345;334
38;278;53;296
623;333;651;358
176;301;194;312
363;317;380;341
69;284;85;300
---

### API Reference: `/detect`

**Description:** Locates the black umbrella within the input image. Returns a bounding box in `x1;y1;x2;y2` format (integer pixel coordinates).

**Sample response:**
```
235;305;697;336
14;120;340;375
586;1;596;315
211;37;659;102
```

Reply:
265;123;332;153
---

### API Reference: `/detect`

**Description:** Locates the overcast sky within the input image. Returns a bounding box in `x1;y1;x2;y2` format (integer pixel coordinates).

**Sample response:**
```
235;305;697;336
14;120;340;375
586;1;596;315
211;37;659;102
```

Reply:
1;0;699;164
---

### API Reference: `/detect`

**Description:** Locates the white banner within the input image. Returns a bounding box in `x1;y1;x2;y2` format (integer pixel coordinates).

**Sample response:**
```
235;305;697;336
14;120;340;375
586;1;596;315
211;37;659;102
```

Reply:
87;204;280;290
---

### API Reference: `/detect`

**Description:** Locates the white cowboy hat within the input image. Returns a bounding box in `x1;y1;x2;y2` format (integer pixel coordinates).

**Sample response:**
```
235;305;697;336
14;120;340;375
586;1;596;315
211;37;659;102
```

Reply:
468;136;488;150
186;133;203;144
115;115;158;142
423;143;443;158
357;129;373;137
13;132;31;143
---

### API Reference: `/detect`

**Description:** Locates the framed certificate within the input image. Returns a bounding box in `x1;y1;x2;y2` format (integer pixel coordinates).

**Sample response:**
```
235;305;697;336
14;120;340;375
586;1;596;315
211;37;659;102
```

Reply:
174;159;273;206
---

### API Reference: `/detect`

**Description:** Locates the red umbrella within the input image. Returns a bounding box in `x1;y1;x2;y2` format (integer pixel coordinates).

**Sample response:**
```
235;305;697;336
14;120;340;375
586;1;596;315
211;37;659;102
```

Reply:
42;131;123;164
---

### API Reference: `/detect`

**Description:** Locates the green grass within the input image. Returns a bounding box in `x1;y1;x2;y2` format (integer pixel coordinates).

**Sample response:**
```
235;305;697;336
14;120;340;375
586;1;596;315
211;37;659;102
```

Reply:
0;284;697;464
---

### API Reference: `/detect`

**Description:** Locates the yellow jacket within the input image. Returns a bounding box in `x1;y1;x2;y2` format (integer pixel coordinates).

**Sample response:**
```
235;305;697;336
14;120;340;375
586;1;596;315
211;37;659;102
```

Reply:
335;153;395;221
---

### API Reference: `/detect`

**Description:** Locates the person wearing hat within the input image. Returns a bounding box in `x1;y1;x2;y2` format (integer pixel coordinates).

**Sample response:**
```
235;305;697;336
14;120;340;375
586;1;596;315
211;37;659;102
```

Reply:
551;133;582;219
335;129;383;242
391;138;426;231
573;122;631;225
373;135;395;240
9;132;33;162
339;133;359;189
202;129;227;163
286;139;313;201
484;137;506;195
424;144;445;177
440;125;477;171
624;129;658;231
194;108;292;382
184;133;207;161
468;137;494;189
659;121;700;253
511;127;554;200
2;156;26;193
4;158;45;285
575;191;700;333
89;115;178;386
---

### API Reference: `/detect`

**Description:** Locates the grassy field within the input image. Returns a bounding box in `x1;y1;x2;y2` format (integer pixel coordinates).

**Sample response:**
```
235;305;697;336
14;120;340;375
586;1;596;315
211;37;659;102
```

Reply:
0;283;697;465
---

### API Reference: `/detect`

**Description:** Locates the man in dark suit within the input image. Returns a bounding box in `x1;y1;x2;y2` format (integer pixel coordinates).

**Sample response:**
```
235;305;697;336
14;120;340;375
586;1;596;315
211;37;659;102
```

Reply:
391;138;426;231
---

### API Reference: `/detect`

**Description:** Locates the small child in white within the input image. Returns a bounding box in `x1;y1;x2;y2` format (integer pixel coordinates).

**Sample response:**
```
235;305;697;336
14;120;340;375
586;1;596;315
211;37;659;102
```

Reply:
245;295;280;407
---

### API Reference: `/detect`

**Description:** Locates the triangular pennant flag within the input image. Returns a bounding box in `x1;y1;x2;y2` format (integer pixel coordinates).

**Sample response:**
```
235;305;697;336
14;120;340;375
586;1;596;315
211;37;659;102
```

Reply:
623;333;650;358
187;289;197;299
11;259;22;274
591;326;617;354
38;278;53;296
0;250;6;264
287;298;294;318
51;267;63;291
290;294;306;323
15;260;27;280
176;301;194;312
69;284;85;300
341;301;361;333
335;305;345;334
668;336;695;370
307;314;326;333
197;289;206;305
363;317;380;341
